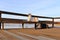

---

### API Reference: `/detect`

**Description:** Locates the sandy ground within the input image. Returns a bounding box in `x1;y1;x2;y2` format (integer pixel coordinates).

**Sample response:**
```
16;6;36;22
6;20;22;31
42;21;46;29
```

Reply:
0;28;60;40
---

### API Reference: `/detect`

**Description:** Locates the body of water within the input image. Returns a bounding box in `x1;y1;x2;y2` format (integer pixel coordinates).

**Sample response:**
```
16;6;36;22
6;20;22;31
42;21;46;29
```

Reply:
1;23;60;29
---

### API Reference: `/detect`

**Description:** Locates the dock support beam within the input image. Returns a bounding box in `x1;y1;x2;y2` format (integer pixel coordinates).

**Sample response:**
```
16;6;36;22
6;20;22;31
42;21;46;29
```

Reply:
22;23;24;29
52;18;54;28
0;22;1;29
35;23;37;29
0;12;1;29
2;22;4;29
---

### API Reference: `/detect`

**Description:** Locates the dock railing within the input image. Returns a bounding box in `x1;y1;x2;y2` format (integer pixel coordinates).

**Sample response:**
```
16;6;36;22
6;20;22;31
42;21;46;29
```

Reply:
0;10;60;29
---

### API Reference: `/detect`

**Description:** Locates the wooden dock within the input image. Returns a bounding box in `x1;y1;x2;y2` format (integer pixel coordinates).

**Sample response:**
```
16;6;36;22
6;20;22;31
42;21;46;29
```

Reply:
0;28;60;40
0;10;60;40
0;10;60;29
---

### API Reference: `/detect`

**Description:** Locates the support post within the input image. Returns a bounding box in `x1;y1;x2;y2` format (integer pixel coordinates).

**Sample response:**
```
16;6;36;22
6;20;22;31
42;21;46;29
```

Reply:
0;22;1;29
0;12;1;29
52;18;54;28
2;22;4;30
22;23;24;29
35;23;37;29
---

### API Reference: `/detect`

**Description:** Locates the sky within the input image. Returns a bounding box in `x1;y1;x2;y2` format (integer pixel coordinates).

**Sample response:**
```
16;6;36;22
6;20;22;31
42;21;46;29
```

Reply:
0;0;60;21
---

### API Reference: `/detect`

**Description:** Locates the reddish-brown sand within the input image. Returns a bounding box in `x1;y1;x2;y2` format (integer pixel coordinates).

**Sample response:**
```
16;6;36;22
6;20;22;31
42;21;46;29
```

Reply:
0;28;60;40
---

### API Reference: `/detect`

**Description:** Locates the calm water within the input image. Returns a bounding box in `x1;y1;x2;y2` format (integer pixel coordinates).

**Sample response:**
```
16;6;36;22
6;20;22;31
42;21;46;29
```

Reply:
1;23;60;29
2;23;34;29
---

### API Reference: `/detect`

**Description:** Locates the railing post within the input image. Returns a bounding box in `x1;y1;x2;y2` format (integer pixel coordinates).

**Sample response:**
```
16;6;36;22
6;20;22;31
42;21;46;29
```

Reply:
2;22;4;29
0;12;1;29
22;23;24;29
35;23;37;29
52;18;54;28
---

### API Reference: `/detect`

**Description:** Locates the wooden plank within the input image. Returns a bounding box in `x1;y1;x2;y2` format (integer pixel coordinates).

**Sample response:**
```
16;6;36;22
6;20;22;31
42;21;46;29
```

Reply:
35;23;37;29
54;17;60;19
0;10;53;19
2;22;4;29
0;22;1;29
52;18;54;28
1;18;58;24
2;18;27;23
0;12;1;29
0;10;28;16
0;11;60;19
22;23;24;29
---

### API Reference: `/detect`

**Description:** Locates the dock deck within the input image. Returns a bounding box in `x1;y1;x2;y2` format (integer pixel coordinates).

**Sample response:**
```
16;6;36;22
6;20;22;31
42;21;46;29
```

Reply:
0;28;60;40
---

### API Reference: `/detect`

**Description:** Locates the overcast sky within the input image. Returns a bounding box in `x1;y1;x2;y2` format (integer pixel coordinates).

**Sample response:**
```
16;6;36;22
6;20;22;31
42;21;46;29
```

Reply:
0;0;60;21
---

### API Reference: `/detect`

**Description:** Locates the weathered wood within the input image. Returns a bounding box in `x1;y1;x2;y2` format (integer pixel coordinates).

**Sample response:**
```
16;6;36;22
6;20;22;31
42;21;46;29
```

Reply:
0;10;60;29
2;22;4;29
22;23;24;29
35;23;37;29
54;17;60;19
0;12;1;29
2;18;26;23
52;18;54;28
1;18;58;24
34;23;41;29
0;10;53;19
0;22;1;29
